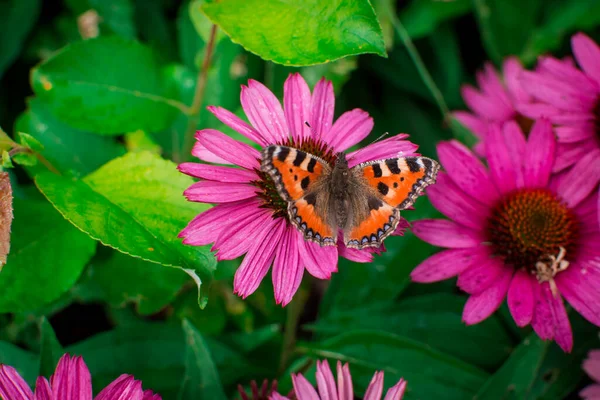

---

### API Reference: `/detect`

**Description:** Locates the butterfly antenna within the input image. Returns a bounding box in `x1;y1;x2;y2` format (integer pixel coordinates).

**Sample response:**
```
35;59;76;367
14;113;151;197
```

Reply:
304;121;318;138
350;131;390;159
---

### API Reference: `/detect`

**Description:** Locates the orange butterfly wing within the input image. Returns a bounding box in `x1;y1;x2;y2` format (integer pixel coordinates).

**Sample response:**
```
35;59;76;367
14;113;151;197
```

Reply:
344;157;439;249
261;146;336;246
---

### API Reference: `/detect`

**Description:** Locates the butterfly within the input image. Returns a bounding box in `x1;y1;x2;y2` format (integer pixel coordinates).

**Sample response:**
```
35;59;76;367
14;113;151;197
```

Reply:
260;145;440;249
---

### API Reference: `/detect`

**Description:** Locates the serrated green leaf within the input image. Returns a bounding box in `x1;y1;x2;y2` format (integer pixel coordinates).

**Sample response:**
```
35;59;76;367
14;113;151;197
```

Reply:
179;320;228;400
0;198;96;312
201;0;386;66
38;318;64;378
0;0;41;79
31;37;181;135
34;152;216;306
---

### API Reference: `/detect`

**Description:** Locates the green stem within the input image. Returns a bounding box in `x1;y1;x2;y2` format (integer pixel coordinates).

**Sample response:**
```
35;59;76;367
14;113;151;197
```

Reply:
390;12;450;122
180;24;219;162
278;283;310;375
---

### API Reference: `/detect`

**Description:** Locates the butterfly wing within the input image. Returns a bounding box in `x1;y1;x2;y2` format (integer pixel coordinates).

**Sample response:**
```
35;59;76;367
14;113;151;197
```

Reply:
344;156;439;249
261;145;337;246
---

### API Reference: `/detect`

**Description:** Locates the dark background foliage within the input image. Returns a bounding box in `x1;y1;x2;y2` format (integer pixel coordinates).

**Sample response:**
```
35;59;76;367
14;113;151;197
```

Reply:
1;0;599;399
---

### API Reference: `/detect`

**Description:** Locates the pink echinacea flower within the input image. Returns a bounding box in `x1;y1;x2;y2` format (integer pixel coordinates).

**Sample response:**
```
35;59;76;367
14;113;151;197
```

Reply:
270;359;406;400
0;353;160;400
410;118;600;352
179;74;417;306
581;349;600;399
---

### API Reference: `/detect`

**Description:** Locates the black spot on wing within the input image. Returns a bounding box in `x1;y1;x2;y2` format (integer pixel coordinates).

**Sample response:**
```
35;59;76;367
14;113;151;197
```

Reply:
422;158;433;170
301;176;310;190
385;159;401;174
293;151;307;166
277;147;290;162
372;163;383;177
367;196;383;210
406;158;421;173
307;157;317;173
377;182;389;196
304;192;317;205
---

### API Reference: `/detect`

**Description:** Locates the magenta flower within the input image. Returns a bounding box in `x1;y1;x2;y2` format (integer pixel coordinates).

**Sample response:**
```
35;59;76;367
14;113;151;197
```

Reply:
581;349;600;399
270;359;406;400
410;118;600;352
0;353;160;399
519;32;600;175
179;74;416;305
453;57;536;155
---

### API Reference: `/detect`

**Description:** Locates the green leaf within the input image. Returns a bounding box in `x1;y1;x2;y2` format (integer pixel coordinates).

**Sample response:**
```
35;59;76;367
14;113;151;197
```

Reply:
89;0;137;39
17;132;44;152
472;0;542;63
38;318;64;378
0;198;96;312
179;320;228;400
124;130;162;155
15;98;126;177
200;0;386;66
306;330;488;399
1;150;13;168
86;249;189;315
31;37;181;135
312;294;512;369
0;0;41;79
400;0;472;39
0;341;39;385
35;152;216;306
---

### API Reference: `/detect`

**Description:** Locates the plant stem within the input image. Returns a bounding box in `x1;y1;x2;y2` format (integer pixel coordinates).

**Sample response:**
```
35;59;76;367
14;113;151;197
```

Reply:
390;12;450;123
278;283;310;375
180;24;219;162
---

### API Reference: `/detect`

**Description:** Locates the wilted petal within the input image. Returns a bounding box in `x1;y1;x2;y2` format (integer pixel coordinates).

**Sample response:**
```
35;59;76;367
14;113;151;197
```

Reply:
462;268;512;325
284;73;312;141
51;355;92;400
327;109;373;152
0;365;33;400
95;375;144;400
0;172;13;267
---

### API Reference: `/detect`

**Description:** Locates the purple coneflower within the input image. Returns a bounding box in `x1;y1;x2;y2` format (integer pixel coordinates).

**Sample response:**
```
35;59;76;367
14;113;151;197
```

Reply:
519;32;600;175
270;359;406;400
0;353;160;399
179;74;416;305
410;118;600;352
581;349;600;399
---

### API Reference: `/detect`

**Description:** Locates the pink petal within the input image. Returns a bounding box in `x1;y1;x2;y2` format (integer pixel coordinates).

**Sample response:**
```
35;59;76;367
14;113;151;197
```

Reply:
502;120;527;185
580;384;600;399
411;247;490;283
523;118;555;188
556;148;600;208
515;102;562;120
536;56;599;91
553;140;595;172
411;219;483;248
292;373;320;400
233;218;286;298
241;80;288;143
572;32;600;86
507;269;535;327
531;283;555;340
503;57;531;104
272;228;304;306
383;379;406;400
179;200;261;246
485;124;518;194
462;268;512;325
270;393;291;400
336;362;353;400
556;267;600;326
298;236;338;279
95;375;144;400
363;371;384;400
184;181;258;203
479;62;513;109
207;105;266;146
347;135;418;167
178;163;257;183
196;129;261;170
457;258;506;295
583;351;600;382
438;140;499;206
548;289;573;352
191;142;231;165
284;73;312;141
327;109;374;152
311;78;335;142
316;360;338;400
34;377;52;400
213;209;273;260
142;390;161;400
51;355;92;400
338;243;374;263
554;123;595;143
0;365;34;400
520;71;595;111
452;111;487;139
426;172;489;231
461;85;513;121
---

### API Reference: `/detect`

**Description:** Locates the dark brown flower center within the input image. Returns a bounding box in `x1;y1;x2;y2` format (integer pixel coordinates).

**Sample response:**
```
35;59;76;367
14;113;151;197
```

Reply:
515;113;535;136
486;189;579;272
253;137;337;219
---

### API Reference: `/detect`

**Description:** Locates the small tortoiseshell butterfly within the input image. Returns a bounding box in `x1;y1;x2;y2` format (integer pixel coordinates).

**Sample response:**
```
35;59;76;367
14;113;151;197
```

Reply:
260;145;440;249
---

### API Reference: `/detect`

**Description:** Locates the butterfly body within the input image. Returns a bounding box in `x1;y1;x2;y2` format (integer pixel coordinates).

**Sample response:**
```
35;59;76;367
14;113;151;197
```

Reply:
261;145;439;249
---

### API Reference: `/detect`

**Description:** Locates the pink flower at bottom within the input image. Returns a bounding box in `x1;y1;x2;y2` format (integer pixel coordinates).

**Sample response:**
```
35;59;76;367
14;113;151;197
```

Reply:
582;350;600;399
410;118;600;352
270;360;406;400
0;354;160;400
179;74;417;306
